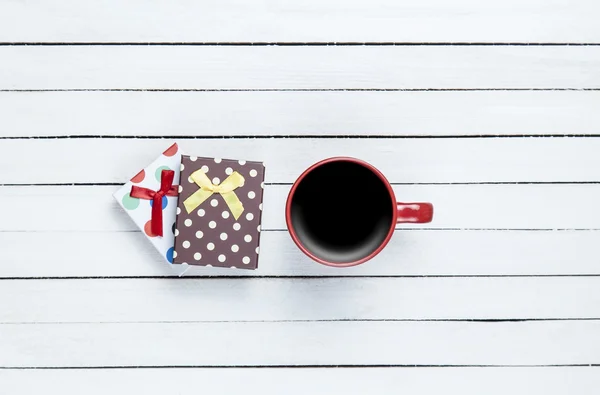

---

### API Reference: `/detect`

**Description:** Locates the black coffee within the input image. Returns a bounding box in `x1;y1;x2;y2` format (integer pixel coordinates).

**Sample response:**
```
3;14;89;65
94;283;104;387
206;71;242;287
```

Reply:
289;160;394;263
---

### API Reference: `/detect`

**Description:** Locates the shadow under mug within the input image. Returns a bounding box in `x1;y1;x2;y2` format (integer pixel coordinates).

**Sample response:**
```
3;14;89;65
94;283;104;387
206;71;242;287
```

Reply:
285;157;434;267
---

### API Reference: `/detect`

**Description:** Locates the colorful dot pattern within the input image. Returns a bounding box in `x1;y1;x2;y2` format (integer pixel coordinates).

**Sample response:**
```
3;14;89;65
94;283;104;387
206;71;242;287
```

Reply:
113;143;182;264
121;192;140;210
155;165;171;182
173;156;265;270
149;195;169;210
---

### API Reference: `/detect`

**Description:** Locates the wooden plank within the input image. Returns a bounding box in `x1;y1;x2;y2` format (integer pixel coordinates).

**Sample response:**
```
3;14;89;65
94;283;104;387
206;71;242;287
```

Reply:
0;0;598;43
1;367;599;395
1;185;599;232
0;47;598;90
3;277;600;323
2;230;598;278
1;138;600;184
1;321;598;366
2;91;599;137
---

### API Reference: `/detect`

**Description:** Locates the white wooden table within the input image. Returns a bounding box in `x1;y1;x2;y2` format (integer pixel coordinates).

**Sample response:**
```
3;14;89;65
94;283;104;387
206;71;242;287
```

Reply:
1;1;599;393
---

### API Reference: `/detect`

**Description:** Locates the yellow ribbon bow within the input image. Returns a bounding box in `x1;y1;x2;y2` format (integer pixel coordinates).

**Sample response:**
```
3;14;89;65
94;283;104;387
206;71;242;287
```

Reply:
183;169;245;219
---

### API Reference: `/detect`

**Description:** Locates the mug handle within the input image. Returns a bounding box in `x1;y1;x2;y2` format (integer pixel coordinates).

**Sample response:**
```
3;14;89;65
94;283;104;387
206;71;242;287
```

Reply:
397;202;434;223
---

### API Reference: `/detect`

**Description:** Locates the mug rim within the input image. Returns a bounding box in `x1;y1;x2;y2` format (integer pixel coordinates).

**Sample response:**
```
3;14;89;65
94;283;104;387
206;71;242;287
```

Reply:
285;157;397;267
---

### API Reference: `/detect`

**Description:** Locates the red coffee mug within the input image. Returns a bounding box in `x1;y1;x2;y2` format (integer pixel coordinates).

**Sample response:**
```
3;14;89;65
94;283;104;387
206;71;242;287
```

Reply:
285;157;434;267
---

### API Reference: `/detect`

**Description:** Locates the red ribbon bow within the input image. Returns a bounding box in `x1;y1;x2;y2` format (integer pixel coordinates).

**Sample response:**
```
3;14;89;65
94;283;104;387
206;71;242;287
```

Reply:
130;169;178;236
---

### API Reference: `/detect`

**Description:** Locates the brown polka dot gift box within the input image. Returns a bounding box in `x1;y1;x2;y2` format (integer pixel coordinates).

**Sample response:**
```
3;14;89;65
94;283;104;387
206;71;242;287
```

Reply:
173;155;265;269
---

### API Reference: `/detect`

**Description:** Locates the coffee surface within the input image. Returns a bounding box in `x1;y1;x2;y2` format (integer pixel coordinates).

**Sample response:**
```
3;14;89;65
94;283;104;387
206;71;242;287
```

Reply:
289;161;394;263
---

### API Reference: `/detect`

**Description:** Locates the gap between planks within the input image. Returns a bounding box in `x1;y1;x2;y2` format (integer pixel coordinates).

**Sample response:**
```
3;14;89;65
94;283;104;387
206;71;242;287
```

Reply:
1;364;600;369
3;42;600;46
4;134;600;140
1;88;599;92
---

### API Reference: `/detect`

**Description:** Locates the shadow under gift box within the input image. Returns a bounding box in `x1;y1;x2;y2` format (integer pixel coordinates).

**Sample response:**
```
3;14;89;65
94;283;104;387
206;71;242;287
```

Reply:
173;155;266;270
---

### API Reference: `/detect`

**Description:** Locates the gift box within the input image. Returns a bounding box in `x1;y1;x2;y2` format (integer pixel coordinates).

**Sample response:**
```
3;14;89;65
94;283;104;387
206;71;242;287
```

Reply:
173;156;265;269
113;143;182;264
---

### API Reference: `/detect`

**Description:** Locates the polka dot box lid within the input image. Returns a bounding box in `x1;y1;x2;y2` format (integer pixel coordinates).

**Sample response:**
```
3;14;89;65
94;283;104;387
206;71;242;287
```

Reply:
113;143;182;264
173;155;266;270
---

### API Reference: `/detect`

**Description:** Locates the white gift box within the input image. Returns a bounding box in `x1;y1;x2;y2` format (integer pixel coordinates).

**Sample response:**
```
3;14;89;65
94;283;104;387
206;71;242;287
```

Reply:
113;143;182;264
